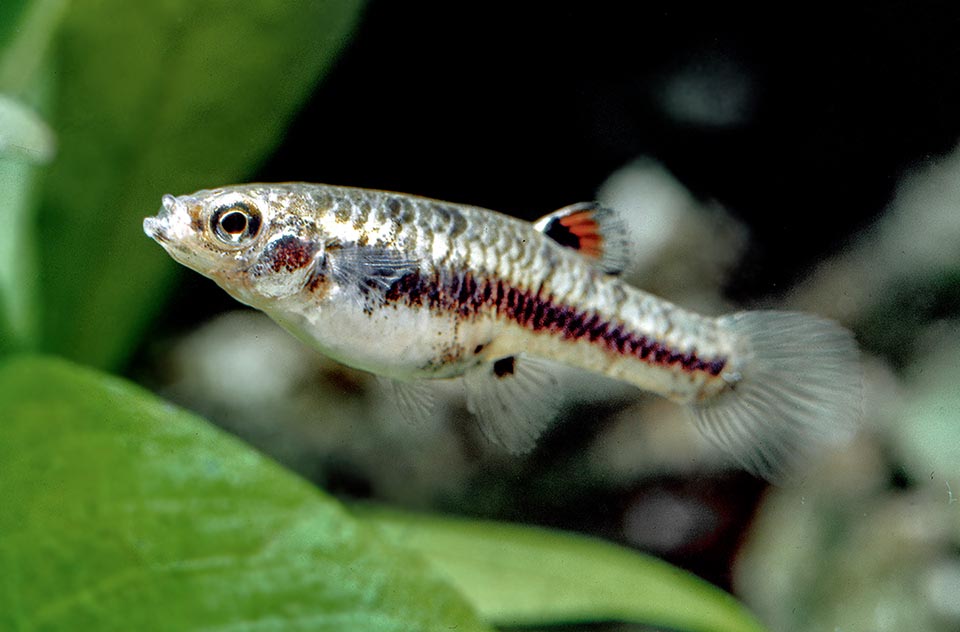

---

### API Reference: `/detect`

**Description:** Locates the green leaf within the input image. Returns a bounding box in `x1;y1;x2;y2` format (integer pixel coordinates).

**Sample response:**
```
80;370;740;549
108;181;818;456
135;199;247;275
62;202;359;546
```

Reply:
0;355;492;632
355;505;768;632
38;0;366;369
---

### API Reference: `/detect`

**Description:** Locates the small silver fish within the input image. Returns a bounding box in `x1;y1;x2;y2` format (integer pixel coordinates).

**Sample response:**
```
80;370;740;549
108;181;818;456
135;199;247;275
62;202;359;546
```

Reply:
144;183;861;479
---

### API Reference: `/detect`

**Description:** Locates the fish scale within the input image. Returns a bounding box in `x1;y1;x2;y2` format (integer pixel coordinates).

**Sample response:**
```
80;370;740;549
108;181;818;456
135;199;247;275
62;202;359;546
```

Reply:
144;182;862;480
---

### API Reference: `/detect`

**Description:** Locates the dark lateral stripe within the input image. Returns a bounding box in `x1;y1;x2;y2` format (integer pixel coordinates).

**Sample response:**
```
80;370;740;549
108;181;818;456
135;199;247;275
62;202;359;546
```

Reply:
384;271;726;376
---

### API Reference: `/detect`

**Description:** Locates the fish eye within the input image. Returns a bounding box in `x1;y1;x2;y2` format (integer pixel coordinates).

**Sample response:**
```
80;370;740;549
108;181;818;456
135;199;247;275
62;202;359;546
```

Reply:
220;210;247;234
211;201;261;246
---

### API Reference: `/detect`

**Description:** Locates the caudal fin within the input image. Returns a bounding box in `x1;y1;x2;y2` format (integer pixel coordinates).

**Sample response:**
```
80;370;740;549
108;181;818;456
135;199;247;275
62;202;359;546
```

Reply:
689;311;862;481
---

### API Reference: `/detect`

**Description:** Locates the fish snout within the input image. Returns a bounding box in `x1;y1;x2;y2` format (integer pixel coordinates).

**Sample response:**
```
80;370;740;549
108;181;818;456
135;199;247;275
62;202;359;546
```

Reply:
142;215;165;241
144;194;193;242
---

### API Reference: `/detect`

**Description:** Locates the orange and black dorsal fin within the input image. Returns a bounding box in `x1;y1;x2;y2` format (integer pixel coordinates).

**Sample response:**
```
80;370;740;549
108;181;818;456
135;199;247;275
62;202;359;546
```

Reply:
533;202;630;275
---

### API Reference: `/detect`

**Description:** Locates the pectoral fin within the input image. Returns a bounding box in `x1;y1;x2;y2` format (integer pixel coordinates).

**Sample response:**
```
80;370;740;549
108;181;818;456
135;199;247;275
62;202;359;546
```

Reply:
325;241;418;303
378;376;436;425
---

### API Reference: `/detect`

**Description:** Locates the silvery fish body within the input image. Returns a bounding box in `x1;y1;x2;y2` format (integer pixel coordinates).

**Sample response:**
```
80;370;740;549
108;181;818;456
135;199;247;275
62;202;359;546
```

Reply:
144;183;862;479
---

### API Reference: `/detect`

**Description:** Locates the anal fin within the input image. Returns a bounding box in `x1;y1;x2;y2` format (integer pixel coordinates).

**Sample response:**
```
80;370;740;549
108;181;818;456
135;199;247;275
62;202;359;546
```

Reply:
533;202;629;275
463;354;561;454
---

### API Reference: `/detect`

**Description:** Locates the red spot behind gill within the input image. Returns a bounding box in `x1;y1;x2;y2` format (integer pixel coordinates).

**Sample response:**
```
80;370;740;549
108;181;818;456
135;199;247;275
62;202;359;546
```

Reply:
264;235;317;272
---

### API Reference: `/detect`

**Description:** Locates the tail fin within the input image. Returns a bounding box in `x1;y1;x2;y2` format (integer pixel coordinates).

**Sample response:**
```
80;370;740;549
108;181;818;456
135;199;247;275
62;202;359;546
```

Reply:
689;311;862;481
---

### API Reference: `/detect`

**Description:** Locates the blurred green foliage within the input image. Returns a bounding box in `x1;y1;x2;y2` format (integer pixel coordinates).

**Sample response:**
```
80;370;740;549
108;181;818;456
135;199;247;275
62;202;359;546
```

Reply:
0;0;61;356
0;2;771;630
857;271;960;369
0;1;31;50
897;332;960;484
0;141;41;353
736;458;959;632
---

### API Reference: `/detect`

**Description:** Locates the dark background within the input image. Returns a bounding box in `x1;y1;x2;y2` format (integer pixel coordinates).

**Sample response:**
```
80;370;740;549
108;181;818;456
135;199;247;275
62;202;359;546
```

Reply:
258;2;960;298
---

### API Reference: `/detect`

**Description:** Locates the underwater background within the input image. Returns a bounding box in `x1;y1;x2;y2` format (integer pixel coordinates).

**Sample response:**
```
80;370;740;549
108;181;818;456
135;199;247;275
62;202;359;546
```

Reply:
3;2;960;631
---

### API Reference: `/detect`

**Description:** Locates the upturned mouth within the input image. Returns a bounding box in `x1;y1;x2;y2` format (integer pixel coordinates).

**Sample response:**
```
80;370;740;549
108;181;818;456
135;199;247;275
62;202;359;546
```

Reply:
143;215;168;242
143;194;186;243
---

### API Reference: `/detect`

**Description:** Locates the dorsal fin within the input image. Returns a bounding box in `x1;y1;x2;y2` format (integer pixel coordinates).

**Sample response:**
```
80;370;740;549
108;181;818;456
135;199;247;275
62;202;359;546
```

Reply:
533;202;630;275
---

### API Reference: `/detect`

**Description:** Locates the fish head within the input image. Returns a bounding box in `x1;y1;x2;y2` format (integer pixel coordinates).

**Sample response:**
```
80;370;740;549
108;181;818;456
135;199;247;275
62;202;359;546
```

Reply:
144;185;323;304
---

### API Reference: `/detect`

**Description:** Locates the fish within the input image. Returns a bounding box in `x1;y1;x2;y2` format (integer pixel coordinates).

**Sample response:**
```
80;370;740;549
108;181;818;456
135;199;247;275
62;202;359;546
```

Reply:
143;182;862;480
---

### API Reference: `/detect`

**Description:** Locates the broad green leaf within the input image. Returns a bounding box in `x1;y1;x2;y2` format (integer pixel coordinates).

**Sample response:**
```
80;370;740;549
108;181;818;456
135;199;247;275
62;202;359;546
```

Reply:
0;355;492;632
356;505;768;632
39;0;366;369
